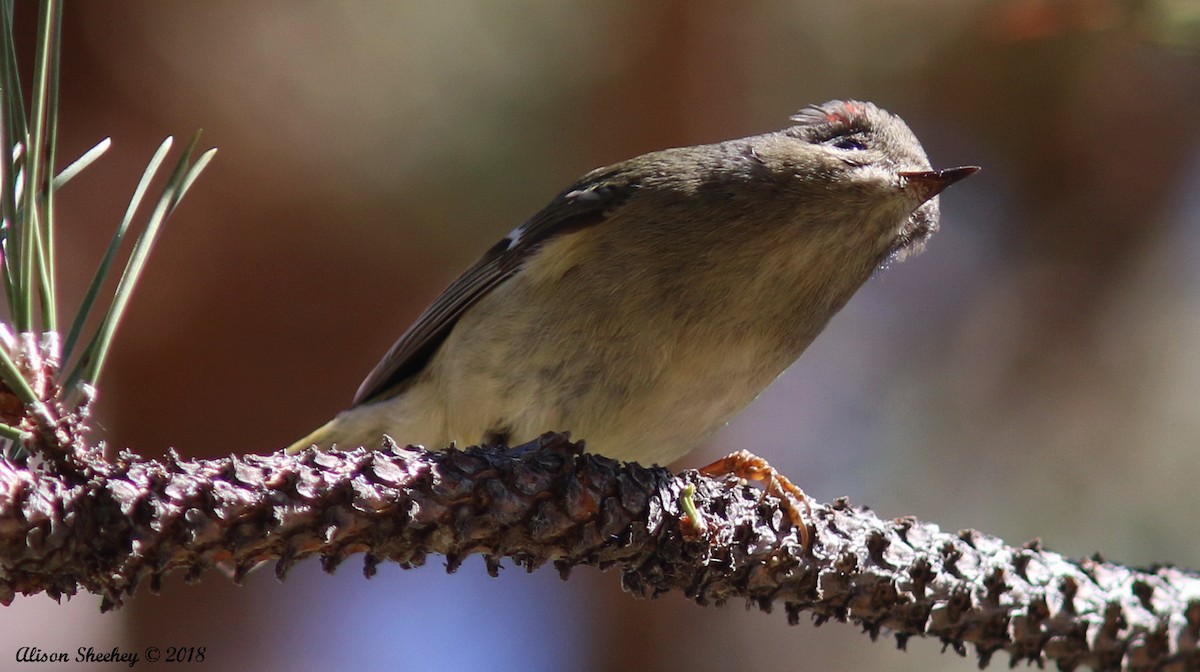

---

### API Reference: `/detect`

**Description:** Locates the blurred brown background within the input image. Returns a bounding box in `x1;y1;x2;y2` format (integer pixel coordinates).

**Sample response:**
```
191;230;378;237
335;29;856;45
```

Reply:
5;1;1200;670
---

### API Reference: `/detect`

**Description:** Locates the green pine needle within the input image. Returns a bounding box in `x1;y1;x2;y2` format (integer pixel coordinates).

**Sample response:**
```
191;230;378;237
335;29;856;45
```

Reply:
0;3;27;328
0;421;29;442
15;0;58;333
61;137;173;366
0;342;37;406
68;131;211;391
38;0;62;332
176;146;218;203
52;137;110;190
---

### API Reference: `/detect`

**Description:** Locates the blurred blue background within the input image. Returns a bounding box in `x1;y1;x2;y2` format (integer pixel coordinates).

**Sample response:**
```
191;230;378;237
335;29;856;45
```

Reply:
5;1;1200;670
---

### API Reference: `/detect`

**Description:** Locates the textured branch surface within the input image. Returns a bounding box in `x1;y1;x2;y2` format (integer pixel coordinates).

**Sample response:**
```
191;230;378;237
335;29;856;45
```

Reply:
0;433;1197;671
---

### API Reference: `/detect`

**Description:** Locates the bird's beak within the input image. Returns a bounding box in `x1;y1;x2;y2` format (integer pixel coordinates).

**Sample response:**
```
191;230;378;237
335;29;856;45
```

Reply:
898;166;980;202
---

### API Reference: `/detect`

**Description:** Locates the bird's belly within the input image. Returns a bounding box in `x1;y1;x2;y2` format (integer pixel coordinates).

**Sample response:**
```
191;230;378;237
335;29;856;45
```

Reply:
439;328;787;465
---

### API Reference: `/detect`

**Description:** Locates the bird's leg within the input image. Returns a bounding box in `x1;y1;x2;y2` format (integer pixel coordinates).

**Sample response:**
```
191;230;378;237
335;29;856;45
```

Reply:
699;449;812;549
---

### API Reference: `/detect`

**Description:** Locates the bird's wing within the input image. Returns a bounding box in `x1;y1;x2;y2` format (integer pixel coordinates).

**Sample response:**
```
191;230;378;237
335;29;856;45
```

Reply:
352;166;636;406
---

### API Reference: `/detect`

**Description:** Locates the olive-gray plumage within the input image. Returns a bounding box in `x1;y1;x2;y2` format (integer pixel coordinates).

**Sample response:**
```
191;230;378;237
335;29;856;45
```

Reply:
288;100;976;464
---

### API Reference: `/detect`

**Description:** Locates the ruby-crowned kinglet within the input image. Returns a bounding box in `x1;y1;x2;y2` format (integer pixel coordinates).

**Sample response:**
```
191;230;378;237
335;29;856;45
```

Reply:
287;100;976;468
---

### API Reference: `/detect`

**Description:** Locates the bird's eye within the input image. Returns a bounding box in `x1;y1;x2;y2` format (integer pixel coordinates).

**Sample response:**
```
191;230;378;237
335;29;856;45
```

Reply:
830;137;866;151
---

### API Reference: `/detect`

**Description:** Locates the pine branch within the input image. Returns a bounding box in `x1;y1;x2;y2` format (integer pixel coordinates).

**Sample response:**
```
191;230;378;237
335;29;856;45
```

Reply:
0;432;1196;671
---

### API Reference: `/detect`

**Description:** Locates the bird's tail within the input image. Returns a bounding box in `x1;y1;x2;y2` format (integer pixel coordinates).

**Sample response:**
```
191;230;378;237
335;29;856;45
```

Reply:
285;388;444;454
284;418;342;454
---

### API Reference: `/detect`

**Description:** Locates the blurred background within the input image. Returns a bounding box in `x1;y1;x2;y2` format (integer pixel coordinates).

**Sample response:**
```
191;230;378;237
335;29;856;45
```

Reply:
5;0;1200;670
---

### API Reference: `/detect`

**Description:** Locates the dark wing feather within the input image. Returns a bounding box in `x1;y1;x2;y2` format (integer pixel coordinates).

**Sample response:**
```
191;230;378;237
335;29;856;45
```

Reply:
352;166;636;406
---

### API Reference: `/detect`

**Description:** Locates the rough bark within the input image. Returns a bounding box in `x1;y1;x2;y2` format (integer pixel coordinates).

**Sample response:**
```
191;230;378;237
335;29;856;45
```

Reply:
0;432;1196;671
